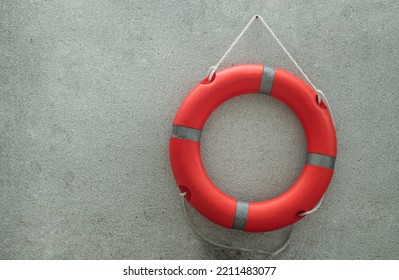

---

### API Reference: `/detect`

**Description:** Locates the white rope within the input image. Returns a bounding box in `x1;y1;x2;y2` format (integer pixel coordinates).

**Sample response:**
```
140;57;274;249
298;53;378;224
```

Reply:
208;15;334;124
180;193;292;256
207;15;258;82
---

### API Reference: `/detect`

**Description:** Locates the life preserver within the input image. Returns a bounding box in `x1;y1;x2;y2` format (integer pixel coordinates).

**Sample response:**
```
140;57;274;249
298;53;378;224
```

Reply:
169;64;337;232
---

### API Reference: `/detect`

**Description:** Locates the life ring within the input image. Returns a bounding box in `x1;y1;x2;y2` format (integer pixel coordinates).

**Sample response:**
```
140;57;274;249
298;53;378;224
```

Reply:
169;64;337;232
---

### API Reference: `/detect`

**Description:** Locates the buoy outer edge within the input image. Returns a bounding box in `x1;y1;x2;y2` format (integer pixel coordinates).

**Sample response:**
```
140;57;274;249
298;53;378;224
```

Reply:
169;64;337;232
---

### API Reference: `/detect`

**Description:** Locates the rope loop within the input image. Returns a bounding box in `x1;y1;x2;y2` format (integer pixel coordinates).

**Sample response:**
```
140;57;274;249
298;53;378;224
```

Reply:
180;194;292;256
207;15;334;125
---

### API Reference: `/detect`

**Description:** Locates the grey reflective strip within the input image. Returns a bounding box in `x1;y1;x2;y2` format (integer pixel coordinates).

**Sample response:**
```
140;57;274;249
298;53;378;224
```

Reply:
171;125;202;142
232;201;249;230
259;66;275;95
306;153;336;169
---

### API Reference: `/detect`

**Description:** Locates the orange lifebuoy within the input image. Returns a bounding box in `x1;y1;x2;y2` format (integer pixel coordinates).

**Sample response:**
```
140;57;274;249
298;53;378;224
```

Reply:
169;64;337;232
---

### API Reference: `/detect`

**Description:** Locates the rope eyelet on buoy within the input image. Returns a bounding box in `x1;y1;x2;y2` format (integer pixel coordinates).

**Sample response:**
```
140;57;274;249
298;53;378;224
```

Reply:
169;64;337;232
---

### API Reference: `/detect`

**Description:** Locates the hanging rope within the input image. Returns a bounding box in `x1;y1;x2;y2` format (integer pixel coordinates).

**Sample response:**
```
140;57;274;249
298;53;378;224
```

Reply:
207;15;334;124
180;193;293;256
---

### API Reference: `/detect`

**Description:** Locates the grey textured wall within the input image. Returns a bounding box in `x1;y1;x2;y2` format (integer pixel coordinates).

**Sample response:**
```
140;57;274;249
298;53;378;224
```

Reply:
1;0;398;259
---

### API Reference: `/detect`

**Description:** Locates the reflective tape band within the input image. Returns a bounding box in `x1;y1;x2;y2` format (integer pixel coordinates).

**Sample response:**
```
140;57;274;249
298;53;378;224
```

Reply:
171;125;202;142
232;201;249;230
259;66;275;95
306;153;336;169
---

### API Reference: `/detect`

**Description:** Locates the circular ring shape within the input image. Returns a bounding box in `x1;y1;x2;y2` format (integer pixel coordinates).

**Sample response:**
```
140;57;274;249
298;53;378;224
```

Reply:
169;64;337;232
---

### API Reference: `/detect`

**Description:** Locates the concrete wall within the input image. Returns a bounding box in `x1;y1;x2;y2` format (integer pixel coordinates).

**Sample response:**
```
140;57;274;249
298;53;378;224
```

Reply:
1;0;398;259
